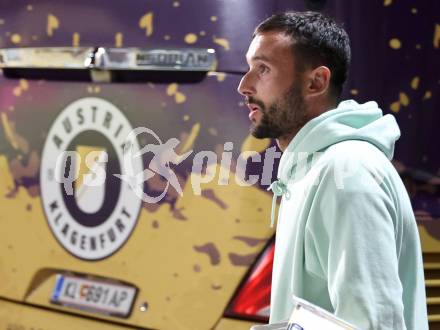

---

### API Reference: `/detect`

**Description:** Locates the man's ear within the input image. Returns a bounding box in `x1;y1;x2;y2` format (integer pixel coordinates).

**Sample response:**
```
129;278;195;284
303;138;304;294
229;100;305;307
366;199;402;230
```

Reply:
304;66;331;98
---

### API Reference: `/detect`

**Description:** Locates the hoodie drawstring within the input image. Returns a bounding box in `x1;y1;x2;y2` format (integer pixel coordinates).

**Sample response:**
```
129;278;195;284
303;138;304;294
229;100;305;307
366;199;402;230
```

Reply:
267;180;290;228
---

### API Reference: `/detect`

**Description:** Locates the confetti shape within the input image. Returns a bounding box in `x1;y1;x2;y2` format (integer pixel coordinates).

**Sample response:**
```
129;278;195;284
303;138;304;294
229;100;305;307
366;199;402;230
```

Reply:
167;83;178;96
411;77;420;90
184;33;197;44
399;92;410;106
434;24;440;48
115;32;123;47
175;92;186;104
389;38;401;49
390;101;401;113
213;36;230;50
72;32;80;47
139;12;153;36
47;14;59;37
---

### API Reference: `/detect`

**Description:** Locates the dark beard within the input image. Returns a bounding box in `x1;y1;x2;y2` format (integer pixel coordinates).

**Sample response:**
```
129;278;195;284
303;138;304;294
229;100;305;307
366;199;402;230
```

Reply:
250;82;308;139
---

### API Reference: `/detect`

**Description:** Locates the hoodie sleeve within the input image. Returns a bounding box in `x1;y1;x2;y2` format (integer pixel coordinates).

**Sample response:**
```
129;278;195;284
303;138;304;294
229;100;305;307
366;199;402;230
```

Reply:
304;159;406;330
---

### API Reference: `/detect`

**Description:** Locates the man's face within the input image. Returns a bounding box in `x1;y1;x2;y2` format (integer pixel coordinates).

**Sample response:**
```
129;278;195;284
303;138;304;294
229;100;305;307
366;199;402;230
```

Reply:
237;31;308;140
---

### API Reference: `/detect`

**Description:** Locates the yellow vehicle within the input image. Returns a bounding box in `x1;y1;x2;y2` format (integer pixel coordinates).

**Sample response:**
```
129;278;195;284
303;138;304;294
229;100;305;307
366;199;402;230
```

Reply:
0;1;439;329
0;2;280;329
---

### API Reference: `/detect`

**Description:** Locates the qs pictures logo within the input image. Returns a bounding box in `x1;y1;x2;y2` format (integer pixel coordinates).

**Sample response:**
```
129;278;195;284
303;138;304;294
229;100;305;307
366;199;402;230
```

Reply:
40;97;143;260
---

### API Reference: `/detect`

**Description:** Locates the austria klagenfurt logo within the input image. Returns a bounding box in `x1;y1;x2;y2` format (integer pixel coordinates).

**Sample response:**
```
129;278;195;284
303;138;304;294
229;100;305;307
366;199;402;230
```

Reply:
40;97;143;260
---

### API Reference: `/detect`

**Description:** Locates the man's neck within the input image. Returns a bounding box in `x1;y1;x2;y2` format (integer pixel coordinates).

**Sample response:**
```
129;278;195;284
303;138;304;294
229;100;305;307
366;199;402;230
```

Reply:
276;132;296;152
276;100;338;152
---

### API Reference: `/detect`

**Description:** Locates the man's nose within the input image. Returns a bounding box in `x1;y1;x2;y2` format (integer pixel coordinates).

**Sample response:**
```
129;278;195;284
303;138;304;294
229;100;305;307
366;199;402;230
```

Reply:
237;73;255;96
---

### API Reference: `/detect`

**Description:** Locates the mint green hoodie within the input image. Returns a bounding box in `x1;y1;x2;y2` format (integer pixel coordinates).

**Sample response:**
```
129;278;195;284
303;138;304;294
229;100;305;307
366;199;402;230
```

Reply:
268;100;428;330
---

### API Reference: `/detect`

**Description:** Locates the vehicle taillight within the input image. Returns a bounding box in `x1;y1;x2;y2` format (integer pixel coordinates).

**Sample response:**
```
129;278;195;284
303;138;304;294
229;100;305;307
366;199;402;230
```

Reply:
224;241;274;322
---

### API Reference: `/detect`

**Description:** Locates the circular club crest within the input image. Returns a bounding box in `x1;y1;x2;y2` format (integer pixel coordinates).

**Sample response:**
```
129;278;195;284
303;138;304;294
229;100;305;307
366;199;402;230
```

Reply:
40;97;143;260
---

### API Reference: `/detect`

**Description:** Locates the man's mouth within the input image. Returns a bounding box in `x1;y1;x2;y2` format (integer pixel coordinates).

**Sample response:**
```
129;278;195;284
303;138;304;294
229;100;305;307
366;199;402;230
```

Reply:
247;103;261;121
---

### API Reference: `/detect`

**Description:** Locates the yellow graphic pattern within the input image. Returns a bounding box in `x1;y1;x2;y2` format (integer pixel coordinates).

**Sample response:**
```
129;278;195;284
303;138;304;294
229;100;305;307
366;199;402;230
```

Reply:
139;12;153;36
0;156;274;329
11;33;21;44
1;114;25;152
411;76;420;90
184;33;197;44
399;92;410;106
213;36;230;50
47;14;59;36
390;101;401;113
389;38;401;49
115;32;123;47
434;24;440;48
241;135;271;156
167;83;187;104
72;32;80;47
178;123;200;155
423;90;432;100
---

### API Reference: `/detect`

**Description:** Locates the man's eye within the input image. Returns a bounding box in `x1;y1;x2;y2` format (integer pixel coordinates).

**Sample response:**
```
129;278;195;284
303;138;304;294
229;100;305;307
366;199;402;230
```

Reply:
259;65;269;74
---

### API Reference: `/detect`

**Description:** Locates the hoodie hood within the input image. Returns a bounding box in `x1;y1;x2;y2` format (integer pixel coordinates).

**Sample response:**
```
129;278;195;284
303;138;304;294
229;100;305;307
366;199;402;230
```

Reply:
277;99;401;183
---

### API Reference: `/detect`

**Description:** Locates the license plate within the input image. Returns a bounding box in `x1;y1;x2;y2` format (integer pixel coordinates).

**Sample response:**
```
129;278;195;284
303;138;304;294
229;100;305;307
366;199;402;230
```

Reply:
51;274;137;318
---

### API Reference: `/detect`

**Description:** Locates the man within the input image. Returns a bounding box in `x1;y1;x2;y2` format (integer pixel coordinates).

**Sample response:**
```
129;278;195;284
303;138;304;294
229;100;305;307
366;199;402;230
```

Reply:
237;11;428;330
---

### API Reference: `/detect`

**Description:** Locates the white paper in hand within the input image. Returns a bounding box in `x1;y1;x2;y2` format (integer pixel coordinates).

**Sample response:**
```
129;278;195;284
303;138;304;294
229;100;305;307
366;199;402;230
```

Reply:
250;296;360;330
287;296;360;330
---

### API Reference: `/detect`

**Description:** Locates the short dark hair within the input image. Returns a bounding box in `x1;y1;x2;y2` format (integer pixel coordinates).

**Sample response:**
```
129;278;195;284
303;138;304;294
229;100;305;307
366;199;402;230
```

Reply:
254;11;351;99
